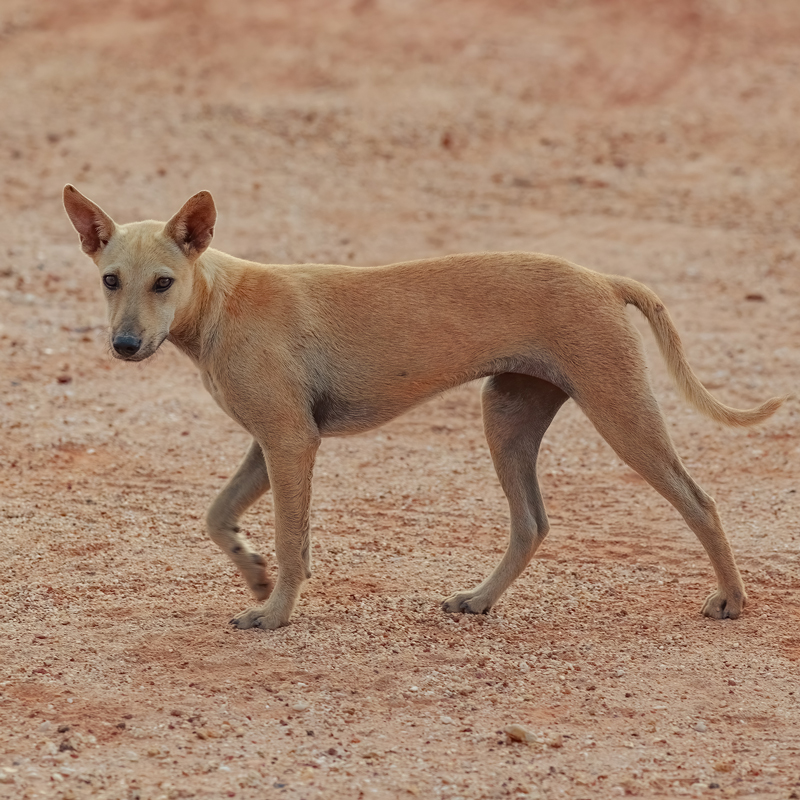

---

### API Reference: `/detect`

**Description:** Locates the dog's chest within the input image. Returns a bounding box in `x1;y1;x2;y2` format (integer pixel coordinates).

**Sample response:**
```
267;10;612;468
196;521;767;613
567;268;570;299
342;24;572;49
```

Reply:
200;370;237;420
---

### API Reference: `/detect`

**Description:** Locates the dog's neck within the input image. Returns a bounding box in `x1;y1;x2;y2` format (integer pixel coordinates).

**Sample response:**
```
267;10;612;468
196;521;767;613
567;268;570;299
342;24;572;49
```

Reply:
168;248;236;363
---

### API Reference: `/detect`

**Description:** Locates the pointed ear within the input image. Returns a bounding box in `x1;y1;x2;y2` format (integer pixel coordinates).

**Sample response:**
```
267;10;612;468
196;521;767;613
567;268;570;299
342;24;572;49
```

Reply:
63;184;117;257
163;191;216;258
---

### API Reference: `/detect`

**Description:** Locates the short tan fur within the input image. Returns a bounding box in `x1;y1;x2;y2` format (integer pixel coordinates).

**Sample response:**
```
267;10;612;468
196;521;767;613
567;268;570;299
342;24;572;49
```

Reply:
63;185;786;630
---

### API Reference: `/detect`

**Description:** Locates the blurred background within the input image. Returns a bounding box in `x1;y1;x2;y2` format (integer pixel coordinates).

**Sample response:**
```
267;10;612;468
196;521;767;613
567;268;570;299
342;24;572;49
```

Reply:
1;4;799;797
2;0;800;271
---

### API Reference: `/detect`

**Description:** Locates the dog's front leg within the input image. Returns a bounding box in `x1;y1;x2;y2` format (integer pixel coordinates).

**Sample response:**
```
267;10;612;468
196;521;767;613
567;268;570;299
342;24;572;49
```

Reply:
230;434;320;630
206;439;273;600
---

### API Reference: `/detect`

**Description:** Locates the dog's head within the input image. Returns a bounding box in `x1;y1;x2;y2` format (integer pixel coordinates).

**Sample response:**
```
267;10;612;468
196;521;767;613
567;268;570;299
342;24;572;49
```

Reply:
63;185;216;361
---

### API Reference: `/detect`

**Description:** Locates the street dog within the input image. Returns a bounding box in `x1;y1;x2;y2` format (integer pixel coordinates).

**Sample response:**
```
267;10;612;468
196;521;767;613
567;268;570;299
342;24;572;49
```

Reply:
63;185;786;630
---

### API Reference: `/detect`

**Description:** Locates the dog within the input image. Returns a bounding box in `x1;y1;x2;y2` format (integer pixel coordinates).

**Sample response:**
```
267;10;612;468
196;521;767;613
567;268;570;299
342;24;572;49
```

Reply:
63;185;786;630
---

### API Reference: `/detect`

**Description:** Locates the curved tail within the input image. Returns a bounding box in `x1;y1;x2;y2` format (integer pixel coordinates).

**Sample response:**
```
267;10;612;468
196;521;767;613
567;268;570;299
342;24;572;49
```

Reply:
611;275;787;427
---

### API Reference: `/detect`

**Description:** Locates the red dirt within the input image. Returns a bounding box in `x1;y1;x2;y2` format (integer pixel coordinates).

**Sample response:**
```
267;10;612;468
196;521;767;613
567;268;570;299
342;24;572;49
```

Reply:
1;1;799;798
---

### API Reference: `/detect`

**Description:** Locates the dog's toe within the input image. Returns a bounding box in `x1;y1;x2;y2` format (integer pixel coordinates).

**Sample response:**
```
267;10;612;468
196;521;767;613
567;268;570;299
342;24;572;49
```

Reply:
462;598;492;615
443;591;493;615
442;593;468;614
230;609;263;630
231;604;289;631
701;588;746;620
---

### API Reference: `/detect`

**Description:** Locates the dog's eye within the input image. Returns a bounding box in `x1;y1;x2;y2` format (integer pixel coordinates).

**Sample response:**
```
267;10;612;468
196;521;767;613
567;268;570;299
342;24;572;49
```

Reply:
154;277;174;293
103;274;119;290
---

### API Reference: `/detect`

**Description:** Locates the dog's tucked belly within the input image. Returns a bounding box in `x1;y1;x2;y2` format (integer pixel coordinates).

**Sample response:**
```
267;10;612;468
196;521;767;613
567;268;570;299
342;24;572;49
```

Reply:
313;354;573;437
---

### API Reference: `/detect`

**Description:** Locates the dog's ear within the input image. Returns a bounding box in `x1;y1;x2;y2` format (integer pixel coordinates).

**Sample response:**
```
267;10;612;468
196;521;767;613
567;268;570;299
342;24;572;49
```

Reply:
164;191;216;258
63;185;117;257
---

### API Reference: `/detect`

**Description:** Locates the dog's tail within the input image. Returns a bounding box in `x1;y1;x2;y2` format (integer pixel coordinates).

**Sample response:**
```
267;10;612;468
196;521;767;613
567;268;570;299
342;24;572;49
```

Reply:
611;275;787;427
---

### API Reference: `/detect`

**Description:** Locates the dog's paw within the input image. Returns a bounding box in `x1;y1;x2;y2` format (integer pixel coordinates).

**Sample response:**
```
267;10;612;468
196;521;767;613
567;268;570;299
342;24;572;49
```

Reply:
240;554;273;601
230;604;289;631
442;590;493;615
701;588;747;620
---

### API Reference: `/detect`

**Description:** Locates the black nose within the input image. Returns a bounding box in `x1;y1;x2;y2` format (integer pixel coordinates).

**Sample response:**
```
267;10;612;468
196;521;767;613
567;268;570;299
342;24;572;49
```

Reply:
113;335;142;357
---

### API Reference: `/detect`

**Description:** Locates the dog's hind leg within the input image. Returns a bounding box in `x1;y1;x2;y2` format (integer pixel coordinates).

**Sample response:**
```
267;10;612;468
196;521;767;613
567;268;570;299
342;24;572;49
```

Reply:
443;374;568;615
573;359;747;619
206;439;273;601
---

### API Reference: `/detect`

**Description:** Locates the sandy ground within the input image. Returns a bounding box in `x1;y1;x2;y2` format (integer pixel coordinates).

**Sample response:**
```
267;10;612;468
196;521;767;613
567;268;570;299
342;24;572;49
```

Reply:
1;1;799;798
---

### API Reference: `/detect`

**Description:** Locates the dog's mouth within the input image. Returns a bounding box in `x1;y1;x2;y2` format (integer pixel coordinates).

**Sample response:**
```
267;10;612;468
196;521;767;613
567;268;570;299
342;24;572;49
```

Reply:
112;349;153;362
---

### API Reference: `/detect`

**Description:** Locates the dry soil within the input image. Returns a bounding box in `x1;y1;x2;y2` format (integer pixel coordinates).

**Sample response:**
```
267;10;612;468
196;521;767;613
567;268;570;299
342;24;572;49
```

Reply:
0;1;799;799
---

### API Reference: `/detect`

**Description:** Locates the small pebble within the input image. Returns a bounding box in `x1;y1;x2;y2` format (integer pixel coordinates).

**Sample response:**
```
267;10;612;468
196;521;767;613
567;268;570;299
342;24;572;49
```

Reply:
504;724;538;744
291;702;309;712
693;721;707;733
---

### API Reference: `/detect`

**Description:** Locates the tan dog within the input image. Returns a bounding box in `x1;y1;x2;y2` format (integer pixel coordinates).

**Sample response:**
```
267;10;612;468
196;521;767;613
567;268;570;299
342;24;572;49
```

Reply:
63;185;785;630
